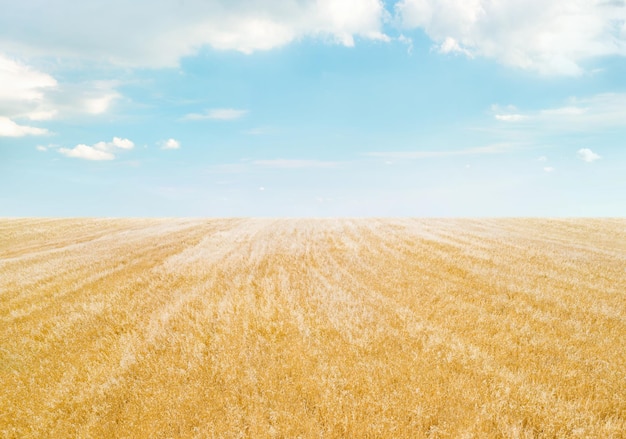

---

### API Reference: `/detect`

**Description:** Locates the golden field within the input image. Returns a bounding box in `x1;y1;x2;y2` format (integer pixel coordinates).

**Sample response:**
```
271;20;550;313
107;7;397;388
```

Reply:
1;218;625;438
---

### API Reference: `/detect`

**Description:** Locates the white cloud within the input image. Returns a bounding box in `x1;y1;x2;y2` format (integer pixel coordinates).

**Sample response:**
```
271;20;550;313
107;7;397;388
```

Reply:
0;0;388;68
110;137;134;149
47;80;122;117
161;138;181;149
438;37;473;57
36;145;48;152
491;104;529;122
0;54;121;120
577;148;601;162
58;137;134;160
491;93;626;131
252;159;339;168
26;110;58;121
0;54;57;102
538;156;547;162
396;0;626;75
83;92;119;115
59;144;115;161
0;116;49;137
544;166;555;172
184;108;248;121
0;54;58;122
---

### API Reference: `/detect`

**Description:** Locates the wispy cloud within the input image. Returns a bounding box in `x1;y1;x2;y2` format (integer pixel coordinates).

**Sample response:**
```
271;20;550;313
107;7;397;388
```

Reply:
577;148;601;163
397;34;413;54
183;108;248;121
366;143;517;160
79;82;121;115
0;54;122;121
0;116;50;137
492;93;626;130
58;137;134;161
252;159;340;169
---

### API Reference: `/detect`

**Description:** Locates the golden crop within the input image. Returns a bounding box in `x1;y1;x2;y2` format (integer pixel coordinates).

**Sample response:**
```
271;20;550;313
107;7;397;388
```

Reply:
1;218;625;438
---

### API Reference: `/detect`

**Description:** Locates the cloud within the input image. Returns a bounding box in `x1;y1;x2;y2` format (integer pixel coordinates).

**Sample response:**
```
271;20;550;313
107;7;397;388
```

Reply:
491;104;529;122
367;143;518;159
58;136;134;160
58;144;115;161
160;138;181;149
109;137;134;149
395;0;626;75
491;93;626;131
494;114;528;122
0;0;388;68
0;54;58;123
183;108;248;121
438;37;473;57
544;166;555;172
397;34;413;54
43;80;122;117
0;54;121;121
577;148;601;162
0;116;49;137
252;159;339;168
0;54;57;102
80;84;121;115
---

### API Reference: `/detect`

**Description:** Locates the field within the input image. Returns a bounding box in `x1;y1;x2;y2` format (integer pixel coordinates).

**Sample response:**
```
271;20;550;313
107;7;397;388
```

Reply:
1;218;625;438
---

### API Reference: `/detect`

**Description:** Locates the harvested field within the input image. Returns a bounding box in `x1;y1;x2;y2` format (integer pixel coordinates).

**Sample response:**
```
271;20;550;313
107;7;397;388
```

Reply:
1;218;625;438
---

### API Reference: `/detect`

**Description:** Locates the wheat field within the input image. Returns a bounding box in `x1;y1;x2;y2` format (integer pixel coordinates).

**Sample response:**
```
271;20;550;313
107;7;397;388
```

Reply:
1;218;625;438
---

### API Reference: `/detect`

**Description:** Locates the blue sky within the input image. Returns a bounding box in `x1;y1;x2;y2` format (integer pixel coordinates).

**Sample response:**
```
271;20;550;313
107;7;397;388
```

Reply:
1;0;625;216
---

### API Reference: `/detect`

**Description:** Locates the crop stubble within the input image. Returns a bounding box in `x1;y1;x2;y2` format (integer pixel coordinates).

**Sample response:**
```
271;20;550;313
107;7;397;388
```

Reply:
0;218;625;438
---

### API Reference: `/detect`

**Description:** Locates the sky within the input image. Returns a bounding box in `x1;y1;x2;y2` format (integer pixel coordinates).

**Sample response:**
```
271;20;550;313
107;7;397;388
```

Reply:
1;0;625;217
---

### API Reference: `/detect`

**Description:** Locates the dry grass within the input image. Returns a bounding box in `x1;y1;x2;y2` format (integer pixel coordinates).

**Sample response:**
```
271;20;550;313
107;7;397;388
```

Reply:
1;218;625;438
